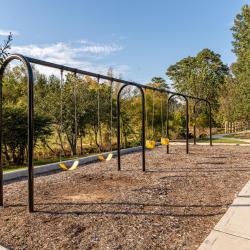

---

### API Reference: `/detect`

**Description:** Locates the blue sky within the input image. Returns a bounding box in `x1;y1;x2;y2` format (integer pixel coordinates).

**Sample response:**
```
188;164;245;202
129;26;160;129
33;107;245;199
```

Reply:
0;0;249;83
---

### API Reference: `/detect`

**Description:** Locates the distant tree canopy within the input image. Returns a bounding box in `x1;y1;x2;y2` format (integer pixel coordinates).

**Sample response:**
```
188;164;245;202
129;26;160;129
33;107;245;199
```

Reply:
166;48;229;106
231;4;250;122
151;77;169;89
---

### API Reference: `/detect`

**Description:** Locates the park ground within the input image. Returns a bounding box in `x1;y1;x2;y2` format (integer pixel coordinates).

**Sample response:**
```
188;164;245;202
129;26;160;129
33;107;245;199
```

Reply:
0;144;250;249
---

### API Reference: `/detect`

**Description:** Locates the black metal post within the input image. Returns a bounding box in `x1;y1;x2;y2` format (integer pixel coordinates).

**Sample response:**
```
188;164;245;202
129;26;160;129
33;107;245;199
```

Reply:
166;97;170;154
208;101;212;146
117;86;122;171
0;64;3;207
193;105;196;145
185;97;189;154
117;85;145;171
0;54;34;212
141;88;146;172
27;63;34;213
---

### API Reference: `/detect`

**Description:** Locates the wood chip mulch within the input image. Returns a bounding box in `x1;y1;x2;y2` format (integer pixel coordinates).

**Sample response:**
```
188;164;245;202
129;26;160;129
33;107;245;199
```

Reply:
0;145;250;250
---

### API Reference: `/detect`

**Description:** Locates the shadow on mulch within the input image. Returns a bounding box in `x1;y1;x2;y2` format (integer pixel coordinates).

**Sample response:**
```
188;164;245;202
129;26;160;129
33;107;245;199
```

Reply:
207;156;228;159
196;162;226;165
145;168;250;173
34;209;225;218
3;201;230;217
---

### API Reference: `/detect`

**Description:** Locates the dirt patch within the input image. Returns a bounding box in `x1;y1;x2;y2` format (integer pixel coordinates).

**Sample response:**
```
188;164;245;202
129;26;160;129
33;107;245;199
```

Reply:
0;145;250;249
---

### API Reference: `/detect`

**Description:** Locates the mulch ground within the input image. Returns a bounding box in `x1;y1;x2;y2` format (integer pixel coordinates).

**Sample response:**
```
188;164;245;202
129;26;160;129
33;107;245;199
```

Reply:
1;145;250;250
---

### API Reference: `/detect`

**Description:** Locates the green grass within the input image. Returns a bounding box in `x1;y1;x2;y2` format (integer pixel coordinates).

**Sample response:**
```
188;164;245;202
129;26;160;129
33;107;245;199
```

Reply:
3;166;27;172
198;138;250;144
224;132;250;140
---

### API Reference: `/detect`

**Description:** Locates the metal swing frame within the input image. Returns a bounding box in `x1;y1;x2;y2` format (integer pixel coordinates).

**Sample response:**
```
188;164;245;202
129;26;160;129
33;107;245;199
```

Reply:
166;94;212;154
0;53;212;212
193;99;212;146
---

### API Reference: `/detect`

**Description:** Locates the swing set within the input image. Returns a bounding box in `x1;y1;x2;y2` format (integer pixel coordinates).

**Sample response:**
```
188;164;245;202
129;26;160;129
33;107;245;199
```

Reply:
58;69;79;171
96;77;113;162
145;90;169;149
0;54;213;212
58;71;114;170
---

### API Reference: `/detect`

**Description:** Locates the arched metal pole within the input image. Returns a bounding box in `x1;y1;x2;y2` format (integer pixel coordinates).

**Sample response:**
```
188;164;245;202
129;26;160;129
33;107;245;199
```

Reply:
207;101;212;146
0;54;34;212
167;94;189;154
193;104;197;145
166;96;170;154
117;84;145;171
193;99;212;146
185;97;189;153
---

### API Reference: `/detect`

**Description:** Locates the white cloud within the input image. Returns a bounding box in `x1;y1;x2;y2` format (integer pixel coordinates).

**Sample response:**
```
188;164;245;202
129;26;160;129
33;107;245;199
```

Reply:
10;40;128;78
0;29;19;36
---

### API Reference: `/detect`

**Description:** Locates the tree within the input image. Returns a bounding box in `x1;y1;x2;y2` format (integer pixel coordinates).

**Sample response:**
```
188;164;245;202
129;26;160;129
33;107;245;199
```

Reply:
231;4;250;122
0;33;13;65
166;49;229;128
2;106;52;165
217;76;238;123
151;77;169;89
166;49;229;104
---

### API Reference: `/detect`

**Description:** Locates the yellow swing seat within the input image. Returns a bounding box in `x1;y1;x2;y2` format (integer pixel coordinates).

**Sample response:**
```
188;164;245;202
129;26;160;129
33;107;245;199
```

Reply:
98;153;113;162
161;137;169;145
59;160;79;171
59;163;68;171
146;140;156;149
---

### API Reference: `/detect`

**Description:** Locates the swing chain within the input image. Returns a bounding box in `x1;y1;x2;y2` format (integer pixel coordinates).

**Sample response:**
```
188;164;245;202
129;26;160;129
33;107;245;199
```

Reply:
59;68;64;162
145;89;148;138
73;71;77;155
152;91;155;139
161;94;164;136
97;75;101;152
110;79;113;152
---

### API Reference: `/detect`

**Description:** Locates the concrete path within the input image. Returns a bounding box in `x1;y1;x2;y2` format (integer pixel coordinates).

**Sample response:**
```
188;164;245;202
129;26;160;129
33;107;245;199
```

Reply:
198;180;250;250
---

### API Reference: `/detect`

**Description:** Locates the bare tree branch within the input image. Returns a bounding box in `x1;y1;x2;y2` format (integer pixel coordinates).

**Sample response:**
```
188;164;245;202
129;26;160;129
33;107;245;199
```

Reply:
0;32;13;65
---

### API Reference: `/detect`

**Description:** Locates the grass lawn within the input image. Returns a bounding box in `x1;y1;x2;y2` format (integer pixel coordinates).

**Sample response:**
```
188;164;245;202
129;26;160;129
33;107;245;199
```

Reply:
224;132;250;140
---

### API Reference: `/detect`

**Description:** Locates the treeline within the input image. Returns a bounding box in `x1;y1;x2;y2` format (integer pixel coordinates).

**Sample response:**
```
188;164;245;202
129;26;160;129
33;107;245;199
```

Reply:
1;68;175;165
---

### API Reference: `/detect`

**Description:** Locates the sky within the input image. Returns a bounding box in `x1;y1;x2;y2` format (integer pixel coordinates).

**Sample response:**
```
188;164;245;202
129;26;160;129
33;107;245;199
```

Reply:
0;0;249;83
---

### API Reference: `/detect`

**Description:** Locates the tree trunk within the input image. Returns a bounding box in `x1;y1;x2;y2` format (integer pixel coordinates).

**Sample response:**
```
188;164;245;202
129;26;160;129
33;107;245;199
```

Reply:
45;142;56;155
3;143;10;163
65;132;75;156
99;123;103;151
80;135;83;155
93;125;100;150
57;128;66;156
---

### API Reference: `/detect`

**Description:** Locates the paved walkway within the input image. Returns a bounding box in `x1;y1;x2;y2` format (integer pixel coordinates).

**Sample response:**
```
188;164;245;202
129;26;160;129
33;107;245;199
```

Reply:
199;180;250;250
